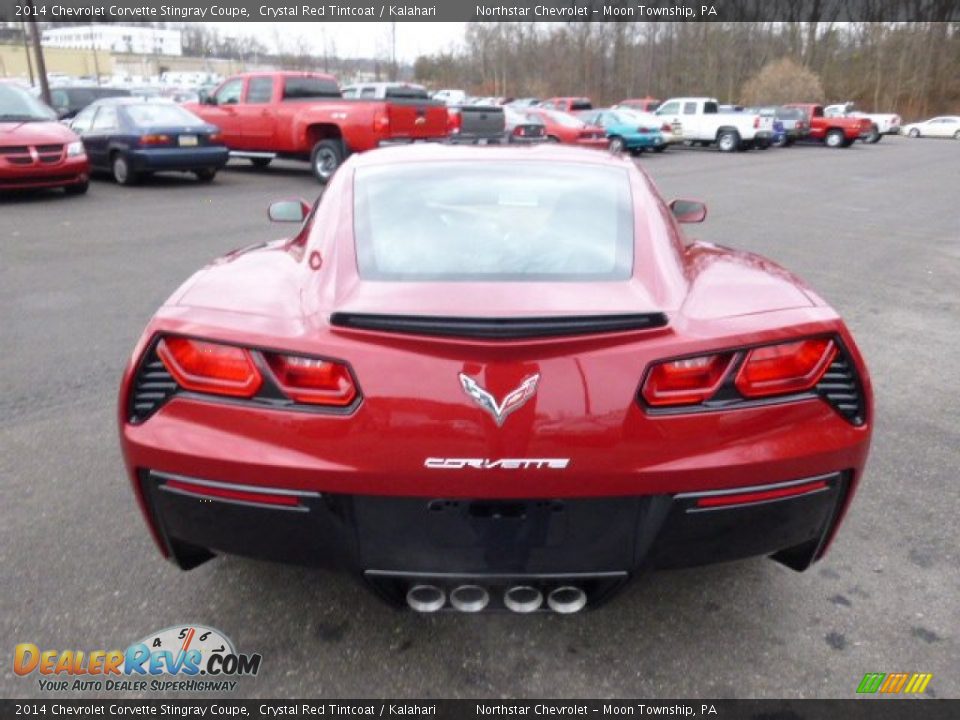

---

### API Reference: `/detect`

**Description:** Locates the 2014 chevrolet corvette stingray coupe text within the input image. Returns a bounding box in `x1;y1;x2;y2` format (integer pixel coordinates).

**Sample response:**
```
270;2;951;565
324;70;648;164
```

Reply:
119;144;872;613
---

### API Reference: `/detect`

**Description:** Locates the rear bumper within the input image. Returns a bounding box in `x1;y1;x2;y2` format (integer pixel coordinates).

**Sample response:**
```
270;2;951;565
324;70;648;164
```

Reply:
129;147;229;172
138;468;855;606
446;134;503;145
0;156;89;190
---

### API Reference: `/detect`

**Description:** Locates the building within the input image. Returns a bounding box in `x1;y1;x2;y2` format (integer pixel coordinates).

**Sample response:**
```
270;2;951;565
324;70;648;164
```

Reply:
41;25;182;57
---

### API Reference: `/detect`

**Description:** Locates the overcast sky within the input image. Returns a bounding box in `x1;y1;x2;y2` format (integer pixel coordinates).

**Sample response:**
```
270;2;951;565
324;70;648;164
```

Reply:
211;22;467;61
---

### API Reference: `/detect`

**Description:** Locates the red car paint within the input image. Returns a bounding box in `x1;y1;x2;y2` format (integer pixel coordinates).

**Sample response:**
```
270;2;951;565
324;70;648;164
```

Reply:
527;109;608;148
784;103;870;145
119;144;872;594
184;71;448;176
0;84;90;192
617;97;662;112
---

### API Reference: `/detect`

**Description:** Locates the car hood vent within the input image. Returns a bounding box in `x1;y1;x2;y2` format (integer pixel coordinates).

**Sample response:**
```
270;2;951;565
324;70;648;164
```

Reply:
329;312;668;339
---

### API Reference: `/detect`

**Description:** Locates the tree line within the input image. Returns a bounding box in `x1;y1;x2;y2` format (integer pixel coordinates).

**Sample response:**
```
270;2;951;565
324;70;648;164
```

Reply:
413;21;960;118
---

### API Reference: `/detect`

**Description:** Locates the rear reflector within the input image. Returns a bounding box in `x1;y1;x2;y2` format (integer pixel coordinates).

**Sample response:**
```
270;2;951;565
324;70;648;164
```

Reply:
735;338;836;398
641;353;734;406
164;478;300;507
695;479;828;508
264;353;357;406
157;337;262;398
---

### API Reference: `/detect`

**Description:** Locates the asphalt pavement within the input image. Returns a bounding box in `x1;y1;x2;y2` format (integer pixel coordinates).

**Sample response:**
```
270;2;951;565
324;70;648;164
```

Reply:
1;136;957;699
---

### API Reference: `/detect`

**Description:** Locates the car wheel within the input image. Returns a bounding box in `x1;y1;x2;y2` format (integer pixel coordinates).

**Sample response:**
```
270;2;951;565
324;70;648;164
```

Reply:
64;180;89;195
717;131;739;152
825;130;846;148
310;139;343;183
652;144;666;153
862;125;881;143
250;157;272;169
608;137;625;154
908;128;920;138
112;153;137;185
772;135;787;148
194;169;217;183
954;130;960;140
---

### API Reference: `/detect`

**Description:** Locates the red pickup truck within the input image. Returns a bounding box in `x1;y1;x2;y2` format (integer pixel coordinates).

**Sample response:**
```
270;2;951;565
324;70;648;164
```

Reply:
784;104;871;148
185;71;449;181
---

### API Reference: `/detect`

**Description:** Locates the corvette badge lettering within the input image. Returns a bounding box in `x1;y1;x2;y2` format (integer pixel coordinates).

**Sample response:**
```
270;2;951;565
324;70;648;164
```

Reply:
424;458;569;470
459;372;539;426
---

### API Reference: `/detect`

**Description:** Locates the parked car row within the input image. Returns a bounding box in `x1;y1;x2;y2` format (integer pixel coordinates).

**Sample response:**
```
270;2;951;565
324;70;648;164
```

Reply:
3;72;956;196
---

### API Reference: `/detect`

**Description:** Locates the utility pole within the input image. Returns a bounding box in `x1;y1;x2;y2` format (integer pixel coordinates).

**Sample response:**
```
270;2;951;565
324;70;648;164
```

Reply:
20;20;35;86
89;22;101;85
390;22;397;81
25;0;51;105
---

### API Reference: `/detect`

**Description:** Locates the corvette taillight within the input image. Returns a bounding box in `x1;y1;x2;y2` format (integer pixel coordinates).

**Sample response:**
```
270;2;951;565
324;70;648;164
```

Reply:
264;353;357;406
157;337;262;398
735;338;836;398
641;353;735;407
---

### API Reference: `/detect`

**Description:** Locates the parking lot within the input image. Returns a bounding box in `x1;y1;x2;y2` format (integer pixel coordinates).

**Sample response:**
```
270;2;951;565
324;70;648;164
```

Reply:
1;137;957;699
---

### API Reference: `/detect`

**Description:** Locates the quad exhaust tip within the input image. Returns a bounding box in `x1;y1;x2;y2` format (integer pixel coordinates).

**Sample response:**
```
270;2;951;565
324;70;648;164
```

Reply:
503;585;543;614
406;584;446;613
449;585;490;613
547;586;587;614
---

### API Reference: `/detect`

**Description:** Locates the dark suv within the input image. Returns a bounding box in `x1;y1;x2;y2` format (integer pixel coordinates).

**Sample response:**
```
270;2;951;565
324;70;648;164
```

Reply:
49;86;131;120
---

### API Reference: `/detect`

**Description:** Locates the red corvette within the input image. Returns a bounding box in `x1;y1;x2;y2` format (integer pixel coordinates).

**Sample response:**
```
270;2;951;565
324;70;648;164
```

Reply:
119;145;872;613
0;82;89;194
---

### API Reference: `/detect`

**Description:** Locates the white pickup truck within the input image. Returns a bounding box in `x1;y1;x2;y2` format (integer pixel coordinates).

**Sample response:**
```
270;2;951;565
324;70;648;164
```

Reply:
824;102;901;143
654;97;774;151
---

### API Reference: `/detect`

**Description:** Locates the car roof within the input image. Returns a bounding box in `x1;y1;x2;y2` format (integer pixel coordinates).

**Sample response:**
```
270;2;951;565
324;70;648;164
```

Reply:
348;143;631;170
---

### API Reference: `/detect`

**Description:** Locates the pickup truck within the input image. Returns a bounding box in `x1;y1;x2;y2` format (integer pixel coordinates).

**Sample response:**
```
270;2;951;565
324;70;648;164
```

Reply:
784;104;871;148
824;102;901;143
654;97;773;151
185;72;449;182
344;81;505;144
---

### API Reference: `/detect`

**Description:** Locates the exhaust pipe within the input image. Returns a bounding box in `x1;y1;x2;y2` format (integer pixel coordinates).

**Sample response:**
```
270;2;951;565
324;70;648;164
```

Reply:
449;585;490;613
503;585;543;614
547;586;587;614
406;584;446;613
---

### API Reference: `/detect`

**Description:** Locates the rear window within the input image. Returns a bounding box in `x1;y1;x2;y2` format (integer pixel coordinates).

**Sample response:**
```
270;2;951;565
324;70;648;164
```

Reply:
282;77;340;100
570;100;592;110
353;162;634;282
385;85;429;100
123;104;205;127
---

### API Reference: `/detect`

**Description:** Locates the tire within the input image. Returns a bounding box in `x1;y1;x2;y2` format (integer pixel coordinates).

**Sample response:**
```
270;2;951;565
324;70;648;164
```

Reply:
194;168;217;183
546;135;560;143
864;125;881;143
825;129;846;148
111;153;137;185
784;138;795;147
717;130;739;153
842;137;855;148
608;136;624;154
954;131;960;140
652;144;666;153
772;135;788;148
309;139;343;183
64;180;89;195
250;157;272;169
908;128;920;138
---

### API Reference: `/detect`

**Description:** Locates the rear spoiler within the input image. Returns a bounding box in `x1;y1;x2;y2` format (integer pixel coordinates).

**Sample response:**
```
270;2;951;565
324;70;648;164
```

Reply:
329;313;668;340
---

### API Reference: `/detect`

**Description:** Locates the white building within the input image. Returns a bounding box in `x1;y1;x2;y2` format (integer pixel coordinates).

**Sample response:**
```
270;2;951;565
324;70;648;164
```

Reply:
42;25;183;57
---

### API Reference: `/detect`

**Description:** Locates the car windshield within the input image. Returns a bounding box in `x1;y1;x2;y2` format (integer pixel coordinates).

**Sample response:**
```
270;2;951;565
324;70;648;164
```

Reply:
384;85;429;100
123;103;205;127
353;161;634;281
0;84;56;121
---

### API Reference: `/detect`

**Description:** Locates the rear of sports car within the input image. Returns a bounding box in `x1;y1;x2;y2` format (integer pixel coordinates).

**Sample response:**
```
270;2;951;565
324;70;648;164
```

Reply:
119;147;872;613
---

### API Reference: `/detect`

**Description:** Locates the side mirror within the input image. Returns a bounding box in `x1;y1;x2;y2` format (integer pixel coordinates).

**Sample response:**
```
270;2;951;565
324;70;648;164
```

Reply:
268;199;310;223
202;93;216;105
669;199;707;224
